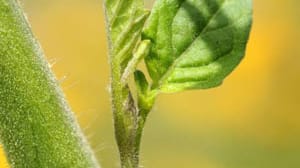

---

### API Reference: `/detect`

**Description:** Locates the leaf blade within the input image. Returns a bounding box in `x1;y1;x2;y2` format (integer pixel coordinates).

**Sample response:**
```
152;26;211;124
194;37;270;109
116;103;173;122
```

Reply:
143;0;252;92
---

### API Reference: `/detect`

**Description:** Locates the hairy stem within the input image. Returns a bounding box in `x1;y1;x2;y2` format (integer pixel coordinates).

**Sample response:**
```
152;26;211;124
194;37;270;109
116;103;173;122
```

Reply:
110;61;149;168
0;0;99;167
109;41;155;168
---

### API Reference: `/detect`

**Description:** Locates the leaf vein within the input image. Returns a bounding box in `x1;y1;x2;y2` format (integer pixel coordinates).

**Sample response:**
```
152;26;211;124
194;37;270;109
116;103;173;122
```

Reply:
158;0;227;87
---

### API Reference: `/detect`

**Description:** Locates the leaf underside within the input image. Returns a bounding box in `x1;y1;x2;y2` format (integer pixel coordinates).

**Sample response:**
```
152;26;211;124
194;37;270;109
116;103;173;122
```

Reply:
143;0;252;93
105;0;149;69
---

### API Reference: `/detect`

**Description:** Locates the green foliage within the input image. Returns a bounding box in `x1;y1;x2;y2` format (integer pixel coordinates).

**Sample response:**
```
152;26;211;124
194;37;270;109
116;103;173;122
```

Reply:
143;0;252;92
104;0;151;167
0;0;99;167
0;0;252;167
104;0;252;167
104;0;149;69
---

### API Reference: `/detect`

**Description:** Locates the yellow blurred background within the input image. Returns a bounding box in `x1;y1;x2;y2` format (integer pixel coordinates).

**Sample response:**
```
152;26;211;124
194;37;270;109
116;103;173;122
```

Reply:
1;0;300;167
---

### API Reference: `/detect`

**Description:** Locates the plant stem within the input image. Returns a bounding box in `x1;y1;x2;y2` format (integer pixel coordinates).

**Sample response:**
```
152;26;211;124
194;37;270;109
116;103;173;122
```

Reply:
0;0;99;167
109;38;154;168
104;0;154;166
110;56;155;167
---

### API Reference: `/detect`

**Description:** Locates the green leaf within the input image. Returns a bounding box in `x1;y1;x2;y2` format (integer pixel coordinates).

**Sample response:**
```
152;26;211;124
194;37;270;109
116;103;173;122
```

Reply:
121;40;151;85
105;0;149;68
134;70;156;120
143;0;252;93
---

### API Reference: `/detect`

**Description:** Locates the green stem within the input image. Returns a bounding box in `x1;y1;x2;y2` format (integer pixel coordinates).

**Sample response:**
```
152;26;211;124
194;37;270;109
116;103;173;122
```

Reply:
110;59;155;168
104;0;153;166
0;0;99;167
110;64;138;168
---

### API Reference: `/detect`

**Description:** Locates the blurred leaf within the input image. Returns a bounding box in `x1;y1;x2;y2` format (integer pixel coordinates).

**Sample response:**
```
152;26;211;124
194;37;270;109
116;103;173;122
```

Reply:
0;1;98;167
